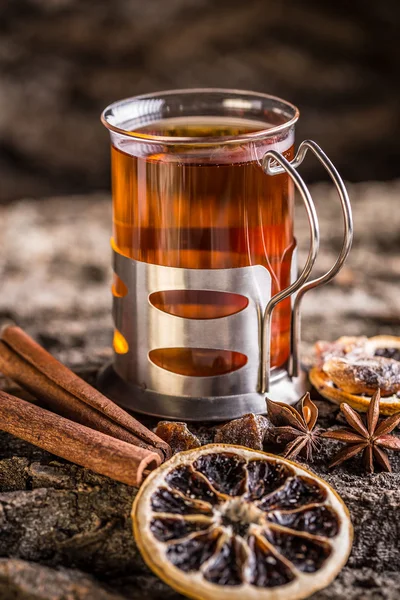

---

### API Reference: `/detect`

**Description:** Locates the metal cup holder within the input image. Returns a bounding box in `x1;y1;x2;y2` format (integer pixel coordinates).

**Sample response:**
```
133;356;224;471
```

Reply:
99;140;353;421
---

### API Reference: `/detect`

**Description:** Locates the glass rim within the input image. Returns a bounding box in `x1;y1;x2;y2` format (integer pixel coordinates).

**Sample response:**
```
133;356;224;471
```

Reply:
101;88;300;145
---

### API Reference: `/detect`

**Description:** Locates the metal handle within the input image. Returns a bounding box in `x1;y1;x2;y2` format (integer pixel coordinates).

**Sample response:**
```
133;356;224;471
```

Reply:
266;140;353;380
260;150;320;393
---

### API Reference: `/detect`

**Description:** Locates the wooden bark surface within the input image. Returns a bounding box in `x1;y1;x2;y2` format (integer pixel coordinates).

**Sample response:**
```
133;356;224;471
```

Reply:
0;182;399;599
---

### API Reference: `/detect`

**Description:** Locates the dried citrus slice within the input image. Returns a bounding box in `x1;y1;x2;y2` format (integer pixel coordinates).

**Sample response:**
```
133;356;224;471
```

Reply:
133;444;352;600
310;366;400;415
311;335;400;414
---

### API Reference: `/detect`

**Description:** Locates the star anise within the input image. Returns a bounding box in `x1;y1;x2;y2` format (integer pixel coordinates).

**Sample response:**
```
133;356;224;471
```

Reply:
266;393;323;461
322;389;400;472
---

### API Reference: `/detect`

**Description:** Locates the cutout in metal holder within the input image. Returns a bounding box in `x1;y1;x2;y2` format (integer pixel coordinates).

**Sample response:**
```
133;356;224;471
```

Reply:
264;140;353;382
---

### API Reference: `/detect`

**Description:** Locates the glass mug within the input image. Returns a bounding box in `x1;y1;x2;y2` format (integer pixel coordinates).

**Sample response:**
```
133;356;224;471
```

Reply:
101;89;352;419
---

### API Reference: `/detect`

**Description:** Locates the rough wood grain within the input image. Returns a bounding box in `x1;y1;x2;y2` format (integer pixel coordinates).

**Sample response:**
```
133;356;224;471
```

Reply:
0;182;399;599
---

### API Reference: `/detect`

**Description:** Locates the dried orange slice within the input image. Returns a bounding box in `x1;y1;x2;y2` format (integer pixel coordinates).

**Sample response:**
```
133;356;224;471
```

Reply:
310;366;400;415
133;444;352;600
311;334;400;414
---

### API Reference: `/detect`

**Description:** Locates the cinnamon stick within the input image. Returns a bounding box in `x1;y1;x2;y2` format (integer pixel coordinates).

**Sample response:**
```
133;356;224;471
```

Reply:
0;340;152;449
0;325;170;459
0;390;160;486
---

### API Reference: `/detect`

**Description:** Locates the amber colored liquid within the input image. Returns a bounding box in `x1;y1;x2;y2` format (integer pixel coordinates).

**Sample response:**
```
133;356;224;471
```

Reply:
111;117;295;377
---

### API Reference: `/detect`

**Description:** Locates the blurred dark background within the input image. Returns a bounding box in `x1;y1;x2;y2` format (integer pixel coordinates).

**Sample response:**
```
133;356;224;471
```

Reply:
1;0;399;203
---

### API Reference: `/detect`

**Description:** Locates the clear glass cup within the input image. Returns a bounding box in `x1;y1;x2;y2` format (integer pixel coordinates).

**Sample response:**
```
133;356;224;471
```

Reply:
102;89;299;378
